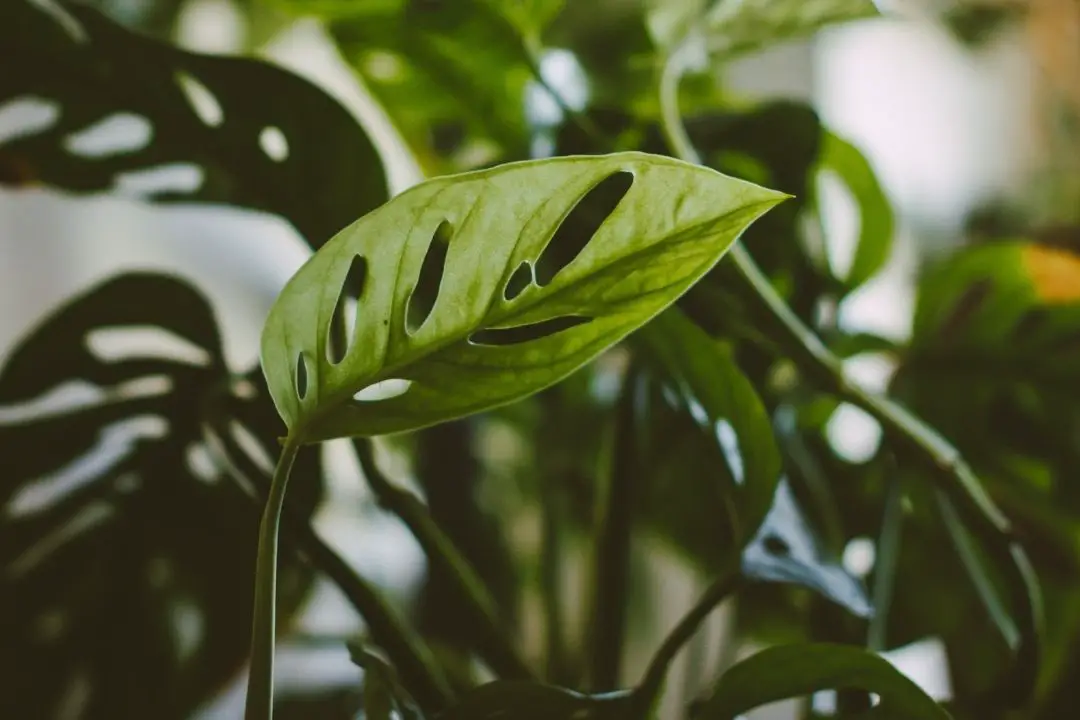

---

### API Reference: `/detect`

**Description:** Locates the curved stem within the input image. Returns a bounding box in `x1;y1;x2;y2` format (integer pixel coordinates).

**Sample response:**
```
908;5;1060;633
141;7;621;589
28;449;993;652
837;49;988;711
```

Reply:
244;436;301;720
868;466;904;653
587;365;647;691
633;559;742;716
657;43;1040;704
210;419;453;714
354;439;535;681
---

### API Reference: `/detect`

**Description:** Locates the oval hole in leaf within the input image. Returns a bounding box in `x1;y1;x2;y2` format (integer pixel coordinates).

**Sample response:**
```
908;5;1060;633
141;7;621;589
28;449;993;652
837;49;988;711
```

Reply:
327;255;370;365
470;315;592;346
406;220;452;333
113;163;203;197
259;125;288;162
535;170;634;286
295;352;308;400
85;326;212;366
353;378;412;403
504;260;533;301
762;534;790;556
175;71;223;127
63;112;153;159
0;96;60;145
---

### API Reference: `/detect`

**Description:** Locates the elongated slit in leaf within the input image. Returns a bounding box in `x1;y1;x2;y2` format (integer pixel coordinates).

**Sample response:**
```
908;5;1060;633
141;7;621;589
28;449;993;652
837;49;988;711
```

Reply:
504;261;533;301
327;255;369;364
407;220;452;333
470;316;592;346
354;378;412;403
174;71;223;127
535;170;634;286
295;352;308;400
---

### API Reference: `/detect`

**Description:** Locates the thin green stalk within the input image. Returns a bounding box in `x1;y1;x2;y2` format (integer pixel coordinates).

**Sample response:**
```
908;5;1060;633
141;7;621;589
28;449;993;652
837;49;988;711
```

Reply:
354;439;536;681
868;468;904;653
657;47;1041;704
632;559;742;716
586;366;647;691
244;436;301;720
211;418;453;714
539;469;568;683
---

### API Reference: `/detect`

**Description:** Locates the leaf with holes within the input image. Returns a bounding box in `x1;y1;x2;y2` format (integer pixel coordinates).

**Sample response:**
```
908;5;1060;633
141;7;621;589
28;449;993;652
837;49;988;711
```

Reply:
743;480;872;618
261;152;787;442
0;0;386;244
698;643;952;719
0;273;321;719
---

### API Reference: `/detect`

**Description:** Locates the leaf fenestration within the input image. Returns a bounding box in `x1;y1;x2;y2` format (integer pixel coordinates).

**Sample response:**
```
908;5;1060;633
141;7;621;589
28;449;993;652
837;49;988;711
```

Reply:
261;152;787;442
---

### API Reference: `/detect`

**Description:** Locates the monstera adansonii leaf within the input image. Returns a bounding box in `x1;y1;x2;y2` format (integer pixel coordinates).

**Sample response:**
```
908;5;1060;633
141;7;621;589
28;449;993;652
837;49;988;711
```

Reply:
0;273;322;719
260;152;788;443
0;0;387;244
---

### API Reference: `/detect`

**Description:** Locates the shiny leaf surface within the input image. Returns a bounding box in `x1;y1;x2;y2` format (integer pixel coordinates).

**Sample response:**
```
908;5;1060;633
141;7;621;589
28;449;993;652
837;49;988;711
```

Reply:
261;152;786;441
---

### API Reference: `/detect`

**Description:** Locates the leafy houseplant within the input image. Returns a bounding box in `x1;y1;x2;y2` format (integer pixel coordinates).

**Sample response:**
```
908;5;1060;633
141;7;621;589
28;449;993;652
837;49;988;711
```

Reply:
2;0;1076;719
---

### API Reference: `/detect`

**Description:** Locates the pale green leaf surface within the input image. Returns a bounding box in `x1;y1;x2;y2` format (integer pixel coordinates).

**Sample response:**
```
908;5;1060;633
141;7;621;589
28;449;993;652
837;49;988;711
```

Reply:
262;152;786;442
648;0;879;58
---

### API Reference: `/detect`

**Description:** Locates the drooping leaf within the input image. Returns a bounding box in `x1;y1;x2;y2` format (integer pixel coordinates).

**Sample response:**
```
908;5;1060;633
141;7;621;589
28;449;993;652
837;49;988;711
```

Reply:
698;643;952;719
438;681;632;720
0;273;321;719
743;480;872;618
818;130;895;291
647;0;880;57
639;308;782;545
0;0;387;244
261;152;786;442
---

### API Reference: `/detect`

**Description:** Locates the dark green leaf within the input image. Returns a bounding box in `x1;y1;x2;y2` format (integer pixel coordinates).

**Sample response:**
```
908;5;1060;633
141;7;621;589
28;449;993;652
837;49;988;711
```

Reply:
639;308;782;545
699;643;952;719
0;273;321;719
0;0;386;244
261;152;786;442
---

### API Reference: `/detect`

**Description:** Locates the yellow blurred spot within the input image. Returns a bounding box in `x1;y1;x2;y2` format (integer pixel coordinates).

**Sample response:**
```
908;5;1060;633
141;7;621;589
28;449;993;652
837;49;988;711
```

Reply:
1023;243;1080;303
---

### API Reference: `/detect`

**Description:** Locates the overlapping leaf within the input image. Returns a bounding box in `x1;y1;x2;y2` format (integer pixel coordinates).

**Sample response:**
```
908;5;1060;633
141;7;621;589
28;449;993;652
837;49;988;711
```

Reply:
0;0;387;244
0;273;321;719
261;152;786;442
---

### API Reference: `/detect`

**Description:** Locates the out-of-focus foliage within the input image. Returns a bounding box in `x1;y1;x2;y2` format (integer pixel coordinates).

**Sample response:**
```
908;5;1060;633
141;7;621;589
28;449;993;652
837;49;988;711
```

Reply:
3;0;1077;718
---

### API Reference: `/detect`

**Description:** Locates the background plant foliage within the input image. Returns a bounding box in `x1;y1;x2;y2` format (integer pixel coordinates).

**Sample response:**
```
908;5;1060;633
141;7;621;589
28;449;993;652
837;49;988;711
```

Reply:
1;0;1077;719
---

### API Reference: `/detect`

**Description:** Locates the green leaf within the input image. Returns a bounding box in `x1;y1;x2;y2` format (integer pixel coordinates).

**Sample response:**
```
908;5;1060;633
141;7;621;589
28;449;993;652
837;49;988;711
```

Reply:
0;273;321;719
743;480;872;617
699;643;952;719
299;0;536;164
647;0;880;59
438;681;632;720
261;152;786;442
481;0;566;43
639;308;782;544
0;0;387;244
818;131;895;291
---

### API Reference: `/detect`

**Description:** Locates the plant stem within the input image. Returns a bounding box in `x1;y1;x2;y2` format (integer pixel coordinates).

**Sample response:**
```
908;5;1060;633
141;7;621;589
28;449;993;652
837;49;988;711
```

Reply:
244;436;301;720
211;418;453;715
586;366;646;691
354;438;536;681
657;45;1041;704
633;559;742;715
868;467;904;653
